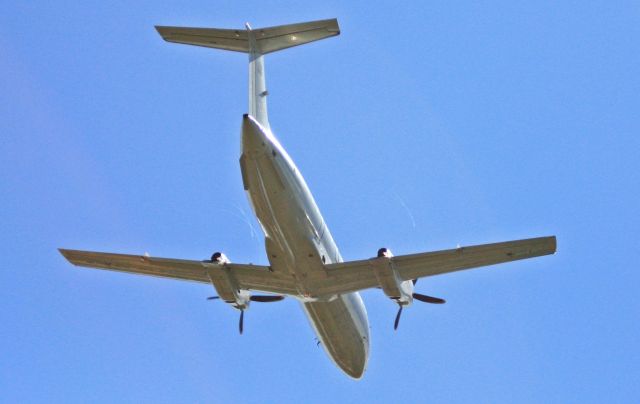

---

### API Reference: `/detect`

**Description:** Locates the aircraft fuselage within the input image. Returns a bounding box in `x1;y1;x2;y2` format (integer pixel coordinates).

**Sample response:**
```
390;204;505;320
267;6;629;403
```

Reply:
240;114;369;378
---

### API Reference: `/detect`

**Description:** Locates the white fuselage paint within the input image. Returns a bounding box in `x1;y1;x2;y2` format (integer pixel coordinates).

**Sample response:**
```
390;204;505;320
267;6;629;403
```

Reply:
240;114;369;378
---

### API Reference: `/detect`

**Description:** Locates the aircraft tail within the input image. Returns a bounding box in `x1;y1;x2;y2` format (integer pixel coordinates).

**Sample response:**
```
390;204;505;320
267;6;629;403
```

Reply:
156;19;340;129
155;19;339;54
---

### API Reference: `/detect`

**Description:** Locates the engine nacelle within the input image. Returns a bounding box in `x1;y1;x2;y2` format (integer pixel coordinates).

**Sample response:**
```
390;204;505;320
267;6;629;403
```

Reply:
205;252;250;309
373;247;413;305
377;247;393;258
211;252;231;264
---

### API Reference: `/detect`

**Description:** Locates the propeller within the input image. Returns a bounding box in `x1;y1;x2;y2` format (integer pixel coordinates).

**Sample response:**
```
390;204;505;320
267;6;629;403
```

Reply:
207;294;284;335
250;295;285;302
207;295;284;302
393;304;403;330
412;293;446;304
238;295;283;334
393;292;445;330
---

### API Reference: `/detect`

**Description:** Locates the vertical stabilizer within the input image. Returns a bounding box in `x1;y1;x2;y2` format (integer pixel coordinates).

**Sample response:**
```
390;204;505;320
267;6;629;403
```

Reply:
246;23;269;129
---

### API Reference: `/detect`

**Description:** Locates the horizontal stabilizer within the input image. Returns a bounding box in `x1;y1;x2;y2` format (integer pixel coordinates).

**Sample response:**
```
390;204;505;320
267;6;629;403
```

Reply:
155;18;339;54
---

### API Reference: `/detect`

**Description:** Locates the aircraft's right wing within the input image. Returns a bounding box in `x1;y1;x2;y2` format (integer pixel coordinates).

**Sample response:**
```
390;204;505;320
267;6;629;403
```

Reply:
313;236;556;296
59;249;299;296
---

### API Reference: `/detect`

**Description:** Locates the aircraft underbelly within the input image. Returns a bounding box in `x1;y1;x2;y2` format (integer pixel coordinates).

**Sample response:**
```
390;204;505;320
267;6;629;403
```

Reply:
242;150;325;283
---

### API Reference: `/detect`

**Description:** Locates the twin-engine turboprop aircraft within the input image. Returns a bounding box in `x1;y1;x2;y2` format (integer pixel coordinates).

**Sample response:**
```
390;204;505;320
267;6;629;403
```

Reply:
59;18;556;379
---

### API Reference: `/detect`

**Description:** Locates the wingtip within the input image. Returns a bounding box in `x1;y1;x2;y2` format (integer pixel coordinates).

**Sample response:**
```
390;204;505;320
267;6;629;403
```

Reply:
329;18;340;35
154;26;171;41
58;248;74;263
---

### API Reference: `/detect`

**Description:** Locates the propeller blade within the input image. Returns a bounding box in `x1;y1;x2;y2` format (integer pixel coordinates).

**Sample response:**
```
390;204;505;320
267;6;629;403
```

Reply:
207;296;220;300
250;295;285;303
412;293;446;304
239;310;244;335
394;305;403;330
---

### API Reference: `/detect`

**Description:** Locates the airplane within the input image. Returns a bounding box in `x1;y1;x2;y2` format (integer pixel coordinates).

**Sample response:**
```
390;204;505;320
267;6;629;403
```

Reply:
59;18;557;379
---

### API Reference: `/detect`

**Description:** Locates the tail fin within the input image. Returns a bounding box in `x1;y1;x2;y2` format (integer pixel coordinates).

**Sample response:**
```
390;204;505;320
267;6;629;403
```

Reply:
155;18;339;54
156;18;340;129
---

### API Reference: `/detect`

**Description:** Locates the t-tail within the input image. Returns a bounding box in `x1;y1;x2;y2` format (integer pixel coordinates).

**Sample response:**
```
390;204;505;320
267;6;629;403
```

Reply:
156;19;340;129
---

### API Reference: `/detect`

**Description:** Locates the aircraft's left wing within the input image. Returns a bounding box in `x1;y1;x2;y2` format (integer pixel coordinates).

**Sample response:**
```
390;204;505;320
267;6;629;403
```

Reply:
312;236;556;296
59;249;299;296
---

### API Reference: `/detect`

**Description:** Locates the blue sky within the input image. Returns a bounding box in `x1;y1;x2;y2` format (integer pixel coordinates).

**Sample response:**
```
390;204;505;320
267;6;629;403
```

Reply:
2;1;639;402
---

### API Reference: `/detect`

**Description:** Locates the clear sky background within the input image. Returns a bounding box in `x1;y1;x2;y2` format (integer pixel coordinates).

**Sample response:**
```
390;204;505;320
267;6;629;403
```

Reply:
2;1;639;403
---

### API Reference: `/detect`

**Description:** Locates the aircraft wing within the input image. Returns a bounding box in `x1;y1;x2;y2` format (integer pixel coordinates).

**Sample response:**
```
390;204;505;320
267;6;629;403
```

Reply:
60;236;555;298
59;249;299;296
313;236;556;296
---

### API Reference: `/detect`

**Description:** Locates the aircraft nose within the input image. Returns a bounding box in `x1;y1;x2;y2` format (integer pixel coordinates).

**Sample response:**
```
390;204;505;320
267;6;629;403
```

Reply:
339;338;369;379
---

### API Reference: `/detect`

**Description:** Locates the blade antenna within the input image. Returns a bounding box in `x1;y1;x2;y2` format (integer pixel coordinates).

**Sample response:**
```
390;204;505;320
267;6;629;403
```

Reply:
239;309;245;335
